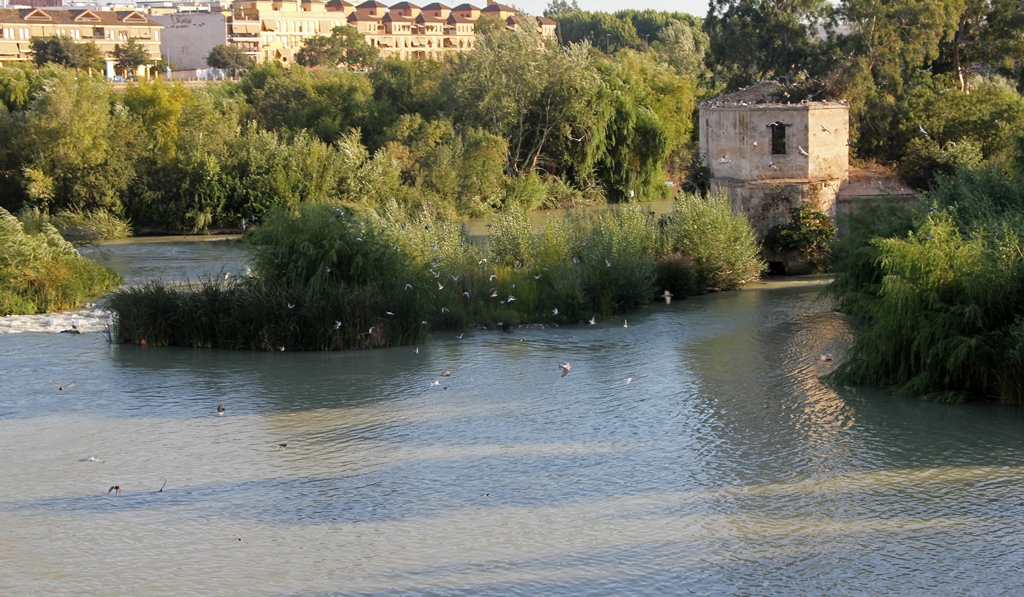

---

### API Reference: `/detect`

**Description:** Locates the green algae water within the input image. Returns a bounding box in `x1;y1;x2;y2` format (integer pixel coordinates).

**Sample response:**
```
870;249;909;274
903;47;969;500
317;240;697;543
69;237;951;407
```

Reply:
2;240;1023;596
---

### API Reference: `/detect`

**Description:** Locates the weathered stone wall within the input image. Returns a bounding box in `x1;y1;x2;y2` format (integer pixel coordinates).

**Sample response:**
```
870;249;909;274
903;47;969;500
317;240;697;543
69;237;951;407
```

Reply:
699;101;849;238
710;178;843;237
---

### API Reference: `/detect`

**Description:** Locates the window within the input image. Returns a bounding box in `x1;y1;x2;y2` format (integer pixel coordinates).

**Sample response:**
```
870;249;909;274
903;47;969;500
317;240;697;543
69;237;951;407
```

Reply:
770;121;787;155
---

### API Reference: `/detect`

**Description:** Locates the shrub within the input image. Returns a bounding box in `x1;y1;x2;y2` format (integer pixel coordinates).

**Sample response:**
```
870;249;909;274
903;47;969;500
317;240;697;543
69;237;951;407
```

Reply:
763;204;837;271
0;207;120;315
664;192;765;289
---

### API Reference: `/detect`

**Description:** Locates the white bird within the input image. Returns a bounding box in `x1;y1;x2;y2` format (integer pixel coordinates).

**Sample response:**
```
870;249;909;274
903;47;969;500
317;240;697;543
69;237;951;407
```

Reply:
431;380;441;386
507;296;517;302
451;274;460;282
624;377;633;384
438;282;444;290
533;274;541;280
276;346;285;352
441;307;449;313
441;370;451;377
753;141;758;147
244;265;252;276
552;308;559;315
456;333;464;339
223;271;231;280
405;283;413;290
719;155;731;164
79;456;104;463
489;274;497;281
919;124;929;136
661;289;673;305
334;320;342;329
462;291;469;298
367;327;375;335
571;135;584;142
559;362;572;377
356;237;363;242
605;259;611;267
589;316;596;325
217;402;226;415
820;353;833;362
386;311;395;316
50;381;76;391
287;303;295;309
768;161;778;169
415;347;419;354
623;320;628;328
479;259;488;264
798;146;809;156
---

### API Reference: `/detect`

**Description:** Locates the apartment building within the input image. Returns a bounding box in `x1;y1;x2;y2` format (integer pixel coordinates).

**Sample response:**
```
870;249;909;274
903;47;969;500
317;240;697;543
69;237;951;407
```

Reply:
0;8;163;76
227;0;556;63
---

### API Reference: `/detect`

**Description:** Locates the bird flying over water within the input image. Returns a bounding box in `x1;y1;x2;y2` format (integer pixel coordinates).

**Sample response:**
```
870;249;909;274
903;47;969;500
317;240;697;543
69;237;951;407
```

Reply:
107;486;121;496
559;362;572;377
661;290;673;305
79;456;104;463
589;316;596;325
623;320;628;328
50;381;76;391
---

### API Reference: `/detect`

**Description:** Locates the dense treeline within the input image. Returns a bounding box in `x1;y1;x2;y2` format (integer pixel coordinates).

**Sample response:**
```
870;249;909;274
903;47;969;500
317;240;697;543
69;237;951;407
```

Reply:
109;195;764;350
0;27;697;235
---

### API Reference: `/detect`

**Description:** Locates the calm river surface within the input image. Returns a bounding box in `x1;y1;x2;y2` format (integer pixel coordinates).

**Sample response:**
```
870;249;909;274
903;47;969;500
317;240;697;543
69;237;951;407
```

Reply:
2;240;1024;596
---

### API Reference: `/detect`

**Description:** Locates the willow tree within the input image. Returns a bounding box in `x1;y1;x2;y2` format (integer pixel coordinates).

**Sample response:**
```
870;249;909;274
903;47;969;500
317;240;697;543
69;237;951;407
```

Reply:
442;31;604;179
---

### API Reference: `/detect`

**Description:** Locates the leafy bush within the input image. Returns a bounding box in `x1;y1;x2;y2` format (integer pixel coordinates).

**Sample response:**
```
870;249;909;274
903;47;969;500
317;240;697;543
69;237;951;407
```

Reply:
664;192;765;289
764;204;837;271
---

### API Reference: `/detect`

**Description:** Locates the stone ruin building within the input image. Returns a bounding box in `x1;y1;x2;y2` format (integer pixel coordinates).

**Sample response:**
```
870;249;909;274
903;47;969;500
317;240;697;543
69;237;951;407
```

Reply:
698;81;850;238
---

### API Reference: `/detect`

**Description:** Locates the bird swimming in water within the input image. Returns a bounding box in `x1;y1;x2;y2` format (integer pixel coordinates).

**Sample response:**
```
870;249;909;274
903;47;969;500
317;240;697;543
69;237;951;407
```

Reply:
277;443;288;449
441;370;451;377
559;362;572;377
50;381;76;391
107;485;121;496
79;456;104;463
217;402;226;416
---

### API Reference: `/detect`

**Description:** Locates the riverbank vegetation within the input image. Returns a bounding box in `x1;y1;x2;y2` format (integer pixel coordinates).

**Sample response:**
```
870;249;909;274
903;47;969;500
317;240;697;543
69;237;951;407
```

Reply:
828;147;1024;406
108;194;764;350
0;207;121;315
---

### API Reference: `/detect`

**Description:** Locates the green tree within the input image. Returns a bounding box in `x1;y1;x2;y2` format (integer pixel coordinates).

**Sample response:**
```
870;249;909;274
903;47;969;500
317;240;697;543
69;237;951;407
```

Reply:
544;0;580;16
30;37;102;72
295;26;378;69
113;38;151;79
704;0;833;88
205;44;251;75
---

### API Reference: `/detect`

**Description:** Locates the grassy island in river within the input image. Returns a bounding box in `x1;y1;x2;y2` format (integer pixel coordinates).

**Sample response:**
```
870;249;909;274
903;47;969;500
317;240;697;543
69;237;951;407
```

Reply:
108;194;765;351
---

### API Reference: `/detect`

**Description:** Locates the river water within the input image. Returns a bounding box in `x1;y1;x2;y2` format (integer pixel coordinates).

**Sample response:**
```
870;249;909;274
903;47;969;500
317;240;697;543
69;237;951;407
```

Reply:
2;240;1024;596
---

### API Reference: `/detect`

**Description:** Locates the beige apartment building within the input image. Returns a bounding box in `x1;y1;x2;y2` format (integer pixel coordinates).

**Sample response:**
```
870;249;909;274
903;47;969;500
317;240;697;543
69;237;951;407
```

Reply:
228;0;556;64
0;8;164;76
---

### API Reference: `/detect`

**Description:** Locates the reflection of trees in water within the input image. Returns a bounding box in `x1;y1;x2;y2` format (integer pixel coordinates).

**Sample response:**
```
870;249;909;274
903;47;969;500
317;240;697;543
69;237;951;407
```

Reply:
681;281;861;487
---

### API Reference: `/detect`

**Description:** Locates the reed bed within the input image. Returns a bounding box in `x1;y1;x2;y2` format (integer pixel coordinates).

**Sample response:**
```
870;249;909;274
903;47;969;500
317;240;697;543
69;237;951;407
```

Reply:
109;193;765;351
0;207;121;315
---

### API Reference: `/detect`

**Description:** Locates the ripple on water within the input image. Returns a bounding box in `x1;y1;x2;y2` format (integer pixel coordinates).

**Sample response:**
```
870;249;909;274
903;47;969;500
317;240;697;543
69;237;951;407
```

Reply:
3;274;1024;596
